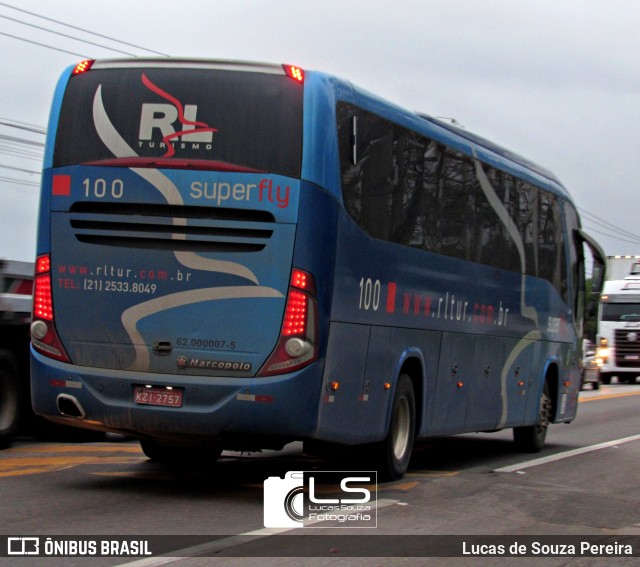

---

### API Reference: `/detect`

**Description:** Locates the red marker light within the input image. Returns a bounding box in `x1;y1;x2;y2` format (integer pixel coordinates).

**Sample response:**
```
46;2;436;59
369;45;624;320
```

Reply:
284;65;304;83
33;274;53;321
258;268;317;376
36;254;50;274
282;290;308;336
291;268;308;290
31;254;70;362
72;59;94;75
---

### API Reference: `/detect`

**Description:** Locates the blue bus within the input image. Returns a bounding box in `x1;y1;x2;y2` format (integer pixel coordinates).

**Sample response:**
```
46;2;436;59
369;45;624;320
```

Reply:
30;58;605;479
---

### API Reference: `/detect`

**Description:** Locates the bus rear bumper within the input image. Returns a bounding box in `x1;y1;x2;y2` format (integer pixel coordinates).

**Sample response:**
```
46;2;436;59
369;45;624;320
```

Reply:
30;348;322;445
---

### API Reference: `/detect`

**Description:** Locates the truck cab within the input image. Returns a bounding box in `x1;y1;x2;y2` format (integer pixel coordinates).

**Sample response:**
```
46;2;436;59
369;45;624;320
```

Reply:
596;274;640;384
0;260;33;447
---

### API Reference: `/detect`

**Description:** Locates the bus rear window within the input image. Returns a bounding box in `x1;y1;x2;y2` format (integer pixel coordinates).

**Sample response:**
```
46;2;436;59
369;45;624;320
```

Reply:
53;66;303;178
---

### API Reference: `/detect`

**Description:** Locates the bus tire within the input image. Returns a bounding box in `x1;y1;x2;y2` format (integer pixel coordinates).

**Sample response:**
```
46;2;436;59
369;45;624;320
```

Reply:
374;374;415;481
0;351;21;450
513;382;552;453
599;372;612;385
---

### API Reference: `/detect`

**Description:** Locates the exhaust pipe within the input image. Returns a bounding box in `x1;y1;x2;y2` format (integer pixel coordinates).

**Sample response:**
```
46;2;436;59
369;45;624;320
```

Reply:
56;394;86;419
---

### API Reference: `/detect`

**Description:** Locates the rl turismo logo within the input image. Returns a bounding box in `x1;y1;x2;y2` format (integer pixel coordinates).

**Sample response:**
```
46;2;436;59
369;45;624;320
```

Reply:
137;74;218;156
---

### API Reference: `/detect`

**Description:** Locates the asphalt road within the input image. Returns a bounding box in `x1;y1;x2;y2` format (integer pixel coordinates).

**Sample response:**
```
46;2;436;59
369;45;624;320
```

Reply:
0;383;639;566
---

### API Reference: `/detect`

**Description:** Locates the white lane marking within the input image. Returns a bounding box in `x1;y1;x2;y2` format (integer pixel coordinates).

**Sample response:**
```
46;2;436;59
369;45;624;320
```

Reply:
495;433;640;473
113;498;400;566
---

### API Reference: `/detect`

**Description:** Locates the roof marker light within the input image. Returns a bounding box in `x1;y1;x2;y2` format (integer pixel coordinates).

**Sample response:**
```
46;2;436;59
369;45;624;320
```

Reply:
284;65;304;83
72;59;94;75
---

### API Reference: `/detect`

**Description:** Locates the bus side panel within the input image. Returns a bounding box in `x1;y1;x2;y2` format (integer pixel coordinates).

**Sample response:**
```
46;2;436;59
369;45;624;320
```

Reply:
495;339;536;429
292;181;340;360
357;326;441;444
465;335;509;431
314;322;371;443
314;326;545;444
425;333;531;436
430;333;470;434
36;170;53;255
301;73;350;196
559;342;581;421
314;324;438;446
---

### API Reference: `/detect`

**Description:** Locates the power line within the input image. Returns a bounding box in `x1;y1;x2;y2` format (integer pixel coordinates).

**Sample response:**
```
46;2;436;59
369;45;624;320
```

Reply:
0;29;88;58
579;207;640;244
0;13;138;57
0;117;46;135
582;224;640;247
0;146;43;160
0;175;39;187
0;1;169;57
0;163;40;175
0;140;42;152
582;224;640;245
0;118;45;178
579;207;636;236
0;133;44;148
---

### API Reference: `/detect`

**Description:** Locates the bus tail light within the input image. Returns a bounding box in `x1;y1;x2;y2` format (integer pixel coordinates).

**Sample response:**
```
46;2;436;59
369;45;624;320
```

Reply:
31;254;70;362
258;268;317;376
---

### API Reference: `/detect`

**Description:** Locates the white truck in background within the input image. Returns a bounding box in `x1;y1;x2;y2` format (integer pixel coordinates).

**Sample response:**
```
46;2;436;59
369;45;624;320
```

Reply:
595;256;640;385
0;259;33;447
604;255;640;281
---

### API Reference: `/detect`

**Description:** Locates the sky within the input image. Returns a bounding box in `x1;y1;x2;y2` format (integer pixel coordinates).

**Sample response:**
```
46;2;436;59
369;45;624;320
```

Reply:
1;0;639;263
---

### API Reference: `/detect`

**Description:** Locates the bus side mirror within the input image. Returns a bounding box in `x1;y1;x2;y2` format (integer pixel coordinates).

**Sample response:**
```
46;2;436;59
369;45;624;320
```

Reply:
591;261;605;295
575;229;606;296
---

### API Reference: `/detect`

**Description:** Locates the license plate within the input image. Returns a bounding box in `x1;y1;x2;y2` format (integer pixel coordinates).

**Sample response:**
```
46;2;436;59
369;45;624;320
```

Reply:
134;386;183;407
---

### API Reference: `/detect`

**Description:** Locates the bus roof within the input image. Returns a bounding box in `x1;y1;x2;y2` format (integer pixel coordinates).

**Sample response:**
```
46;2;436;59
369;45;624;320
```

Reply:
418;113;563;186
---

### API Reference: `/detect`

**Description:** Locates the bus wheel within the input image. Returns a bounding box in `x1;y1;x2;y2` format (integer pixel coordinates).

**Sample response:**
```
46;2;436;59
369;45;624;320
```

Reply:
599;373;612;385
140;439;222;464
375;374;415;481
0;351;21;450
513;382;551;453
